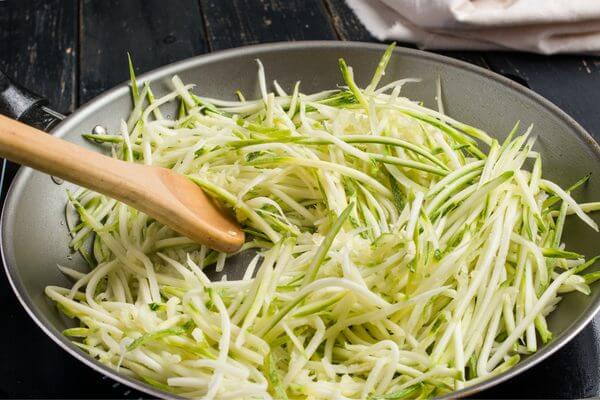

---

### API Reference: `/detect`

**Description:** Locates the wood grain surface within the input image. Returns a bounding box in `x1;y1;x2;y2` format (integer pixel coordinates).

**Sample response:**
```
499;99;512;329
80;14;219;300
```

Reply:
200;0;337;50
0;0;77;113
80;0;208;102
323;0;377;42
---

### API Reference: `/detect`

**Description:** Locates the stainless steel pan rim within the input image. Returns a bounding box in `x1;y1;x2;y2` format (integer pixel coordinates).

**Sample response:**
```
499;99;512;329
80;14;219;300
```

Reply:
2;41;599;399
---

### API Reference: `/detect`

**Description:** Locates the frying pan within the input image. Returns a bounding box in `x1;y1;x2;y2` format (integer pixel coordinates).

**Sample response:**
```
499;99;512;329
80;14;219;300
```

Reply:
0;42;599;398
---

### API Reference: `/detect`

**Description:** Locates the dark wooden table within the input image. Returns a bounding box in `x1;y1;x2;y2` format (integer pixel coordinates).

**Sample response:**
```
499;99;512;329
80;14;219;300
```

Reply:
1;0;599;398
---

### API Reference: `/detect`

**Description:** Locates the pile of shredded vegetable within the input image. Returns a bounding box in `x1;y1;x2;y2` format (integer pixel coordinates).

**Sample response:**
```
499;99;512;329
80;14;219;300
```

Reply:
47;44;600;399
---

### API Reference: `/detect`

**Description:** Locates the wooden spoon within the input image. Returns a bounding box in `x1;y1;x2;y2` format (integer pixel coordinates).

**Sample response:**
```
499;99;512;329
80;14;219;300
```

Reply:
0;115;244;253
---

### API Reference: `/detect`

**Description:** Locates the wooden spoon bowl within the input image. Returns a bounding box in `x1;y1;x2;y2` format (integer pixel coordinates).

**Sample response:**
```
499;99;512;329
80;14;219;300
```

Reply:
0;115;244;253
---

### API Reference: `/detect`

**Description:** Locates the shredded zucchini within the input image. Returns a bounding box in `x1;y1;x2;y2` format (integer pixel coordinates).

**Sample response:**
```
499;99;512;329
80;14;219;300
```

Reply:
47;45;599;399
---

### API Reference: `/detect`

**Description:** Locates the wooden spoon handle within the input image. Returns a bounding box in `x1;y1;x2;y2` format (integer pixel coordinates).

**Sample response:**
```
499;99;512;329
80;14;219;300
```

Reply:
0;115;137;198
0;115;244;253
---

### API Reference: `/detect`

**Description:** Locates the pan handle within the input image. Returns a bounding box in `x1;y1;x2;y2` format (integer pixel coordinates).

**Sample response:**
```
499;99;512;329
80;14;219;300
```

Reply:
0;69;64;132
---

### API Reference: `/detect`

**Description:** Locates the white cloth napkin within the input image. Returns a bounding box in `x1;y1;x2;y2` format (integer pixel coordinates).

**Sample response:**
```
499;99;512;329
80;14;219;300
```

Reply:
346;0;600;54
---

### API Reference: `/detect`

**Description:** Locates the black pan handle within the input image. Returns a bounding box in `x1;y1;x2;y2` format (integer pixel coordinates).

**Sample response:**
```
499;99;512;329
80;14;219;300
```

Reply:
0;69;64;132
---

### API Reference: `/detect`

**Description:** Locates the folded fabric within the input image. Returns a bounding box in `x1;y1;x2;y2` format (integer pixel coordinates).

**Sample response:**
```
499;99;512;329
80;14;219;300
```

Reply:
346;0;600;54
